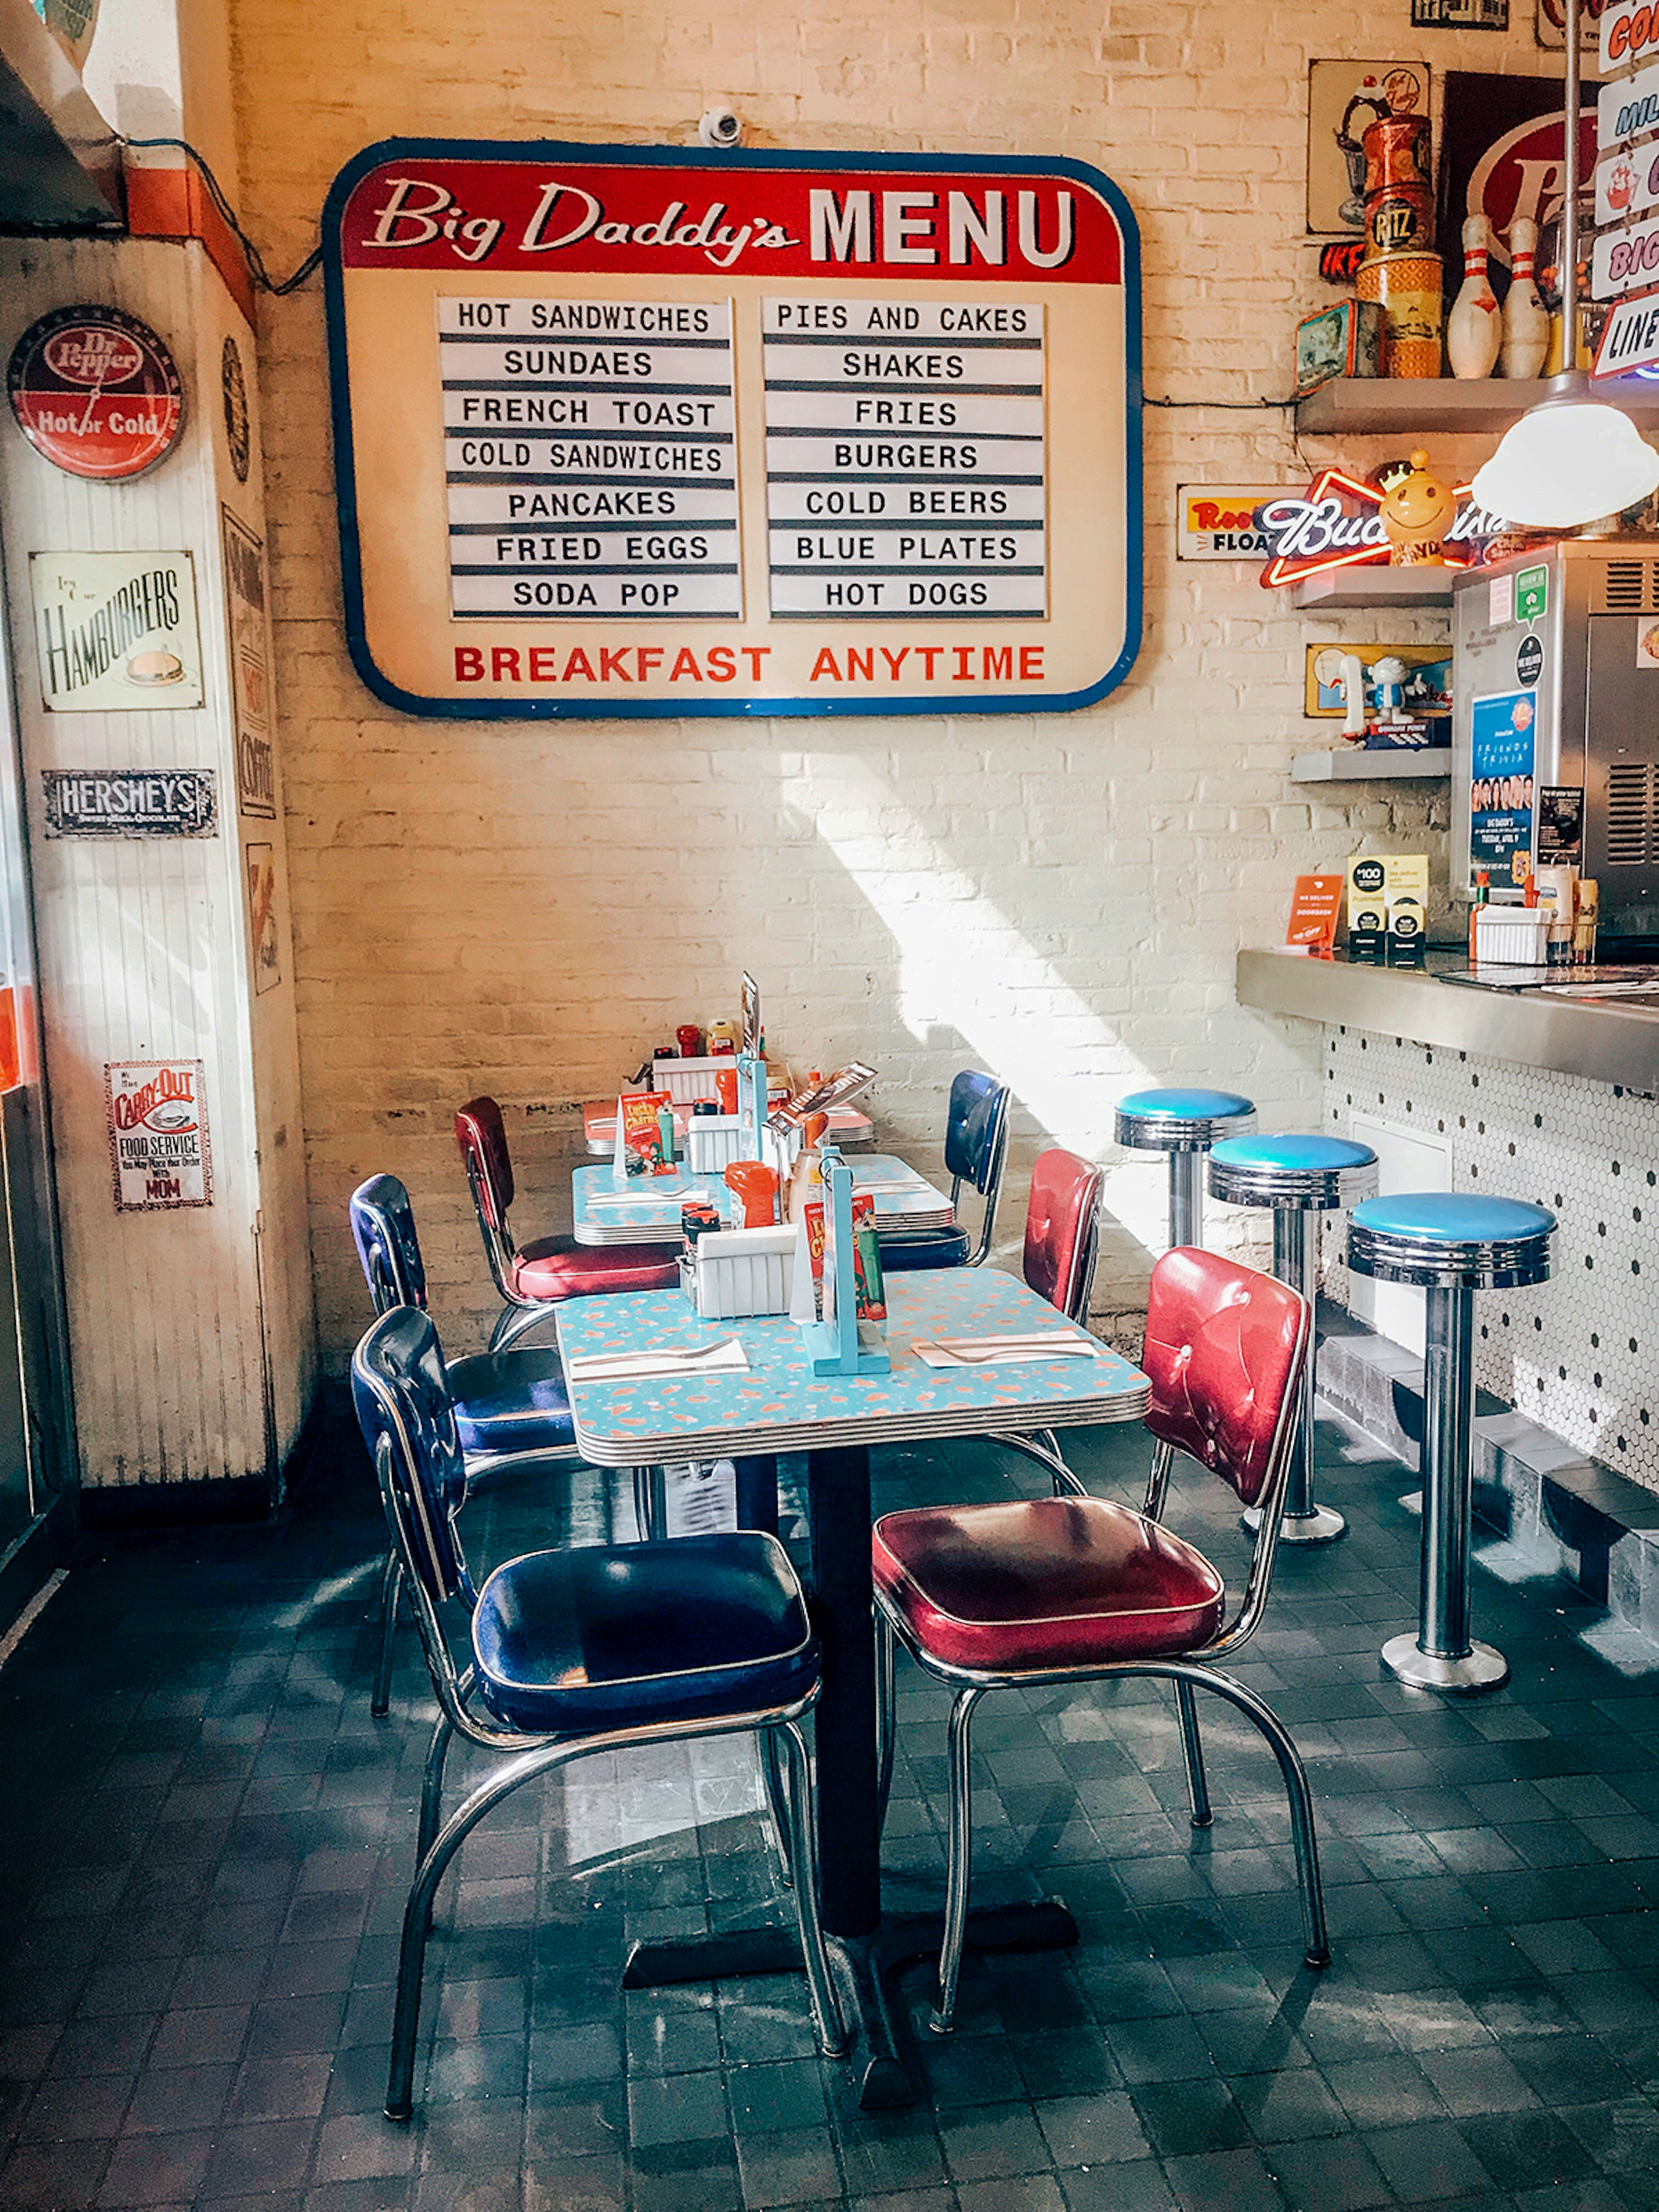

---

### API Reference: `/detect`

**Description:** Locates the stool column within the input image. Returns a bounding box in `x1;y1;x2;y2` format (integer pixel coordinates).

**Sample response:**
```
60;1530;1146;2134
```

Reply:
1382;1285;1508;1691
1169;1151;1205;1250
1269;1208;1346;1543
1115;1091;1255;1262
1348;1191;1550;1696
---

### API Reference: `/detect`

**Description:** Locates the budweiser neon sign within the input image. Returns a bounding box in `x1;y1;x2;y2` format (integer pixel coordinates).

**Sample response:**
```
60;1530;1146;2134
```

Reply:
1258;467;1509;588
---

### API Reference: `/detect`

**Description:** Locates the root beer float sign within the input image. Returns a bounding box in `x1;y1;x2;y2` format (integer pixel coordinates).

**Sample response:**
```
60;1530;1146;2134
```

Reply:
323;141;1141;718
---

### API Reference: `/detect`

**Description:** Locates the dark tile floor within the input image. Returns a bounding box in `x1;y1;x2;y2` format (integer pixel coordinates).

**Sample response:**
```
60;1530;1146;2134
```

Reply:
3;1402;1659;2211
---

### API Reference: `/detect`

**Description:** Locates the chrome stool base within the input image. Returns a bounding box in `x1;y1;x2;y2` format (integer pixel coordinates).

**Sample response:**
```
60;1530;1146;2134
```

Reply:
1349;1193;1554;1704
1381;1633;1510;1695
1244;1499;1347;1546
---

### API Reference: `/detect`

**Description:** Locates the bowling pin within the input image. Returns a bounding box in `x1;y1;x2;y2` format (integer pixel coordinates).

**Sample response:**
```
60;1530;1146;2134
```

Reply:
1500;216;1549;380
1447;213;1501;379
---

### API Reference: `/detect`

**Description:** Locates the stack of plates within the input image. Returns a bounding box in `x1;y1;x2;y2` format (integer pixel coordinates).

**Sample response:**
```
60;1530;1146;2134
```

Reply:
571;1165;733;1245
846;1155;954;1232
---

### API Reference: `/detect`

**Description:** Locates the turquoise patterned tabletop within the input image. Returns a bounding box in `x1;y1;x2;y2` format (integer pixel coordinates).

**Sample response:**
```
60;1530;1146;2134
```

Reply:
554;1268;1150;1466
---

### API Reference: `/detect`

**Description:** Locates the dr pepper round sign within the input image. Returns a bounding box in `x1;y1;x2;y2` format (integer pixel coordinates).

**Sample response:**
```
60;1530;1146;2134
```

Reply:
7;308;184;481
323;140;1143;719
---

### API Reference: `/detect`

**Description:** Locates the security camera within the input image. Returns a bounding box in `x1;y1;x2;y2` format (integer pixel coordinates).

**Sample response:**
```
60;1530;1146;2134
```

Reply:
699;106;744;148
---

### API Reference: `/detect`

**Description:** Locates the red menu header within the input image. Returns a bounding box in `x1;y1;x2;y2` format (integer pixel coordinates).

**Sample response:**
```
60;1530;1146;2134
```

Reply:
338;156;1123;286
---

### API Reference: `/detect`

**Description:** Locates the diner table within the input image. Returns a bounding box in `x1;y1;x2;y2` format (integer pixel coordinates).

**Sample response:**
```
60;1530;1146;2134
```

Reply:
582;1097;875;1154
554;1269;1151;2105
570;1154;954;1246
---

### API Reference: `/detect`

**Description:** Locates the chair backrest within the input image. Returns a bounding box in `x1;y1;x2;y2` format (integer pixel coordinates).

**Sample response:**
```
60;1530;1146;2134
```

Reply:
941;1071;1012;1265
455;1096;515;1229
1141;1246;1309;1512
350;1174;428;1316
943;1070;1010;1195
1023;1148;1106;1325
350;1307;472;1611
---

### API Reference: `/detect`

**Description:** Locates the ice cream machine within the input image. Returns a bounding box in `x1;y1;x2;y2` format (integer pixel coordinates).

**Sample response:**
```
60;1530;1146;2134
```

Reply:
1454;538;1659;946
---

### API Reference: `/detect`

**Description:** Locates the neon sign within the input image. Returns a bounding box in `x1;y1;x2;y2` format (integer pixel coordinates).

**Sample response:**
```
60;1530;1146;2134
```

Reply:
1258;466;1509;588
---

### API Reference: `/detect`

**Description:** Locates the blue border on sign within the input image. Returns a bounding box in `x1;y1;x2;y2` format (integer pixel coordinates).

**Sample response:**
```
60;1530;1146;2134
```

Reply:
321;138;1144;721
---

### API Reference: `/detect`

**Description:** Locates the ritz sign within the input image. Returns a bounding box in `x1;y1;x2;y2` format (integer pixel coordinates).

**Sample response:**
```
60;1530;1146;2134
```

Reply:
323;140;1143;719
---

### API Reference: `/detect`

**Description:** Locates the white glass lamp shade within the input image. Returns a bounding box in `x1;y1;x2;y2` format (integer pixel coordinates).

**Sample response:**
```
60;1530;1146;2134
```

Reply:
1472;388;1659;528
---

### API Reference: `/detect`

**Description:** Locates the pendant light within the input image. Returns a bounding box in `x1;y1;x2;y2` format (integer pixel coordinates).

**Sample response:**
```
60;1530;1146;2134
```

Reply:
1470;0;1659;528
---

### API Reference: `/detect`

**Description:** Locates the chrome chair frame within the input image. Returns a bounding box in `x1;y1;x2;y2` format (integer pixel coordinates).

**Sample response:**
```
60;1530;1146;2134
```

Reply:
874;1275;1327;2036
353;1321;845;2120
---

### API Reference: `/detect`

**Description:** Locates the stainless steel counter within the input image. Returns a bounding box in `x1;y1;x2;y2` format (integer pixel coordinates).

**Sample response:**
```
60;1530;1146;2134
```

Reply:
1236;947;1659;1093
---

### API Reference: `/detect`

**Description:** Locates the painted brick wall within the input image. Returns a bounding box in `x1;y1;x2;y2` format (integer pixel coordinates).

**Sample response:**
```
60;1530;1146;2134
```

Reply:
225;0;1566;1366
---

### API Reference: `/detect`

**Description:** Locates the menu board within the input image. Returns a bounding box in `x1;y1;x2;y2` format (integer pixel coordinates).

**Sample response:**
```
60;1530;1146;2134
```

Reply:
439;296;741;618
762;299;1046;617
324;143;1140;718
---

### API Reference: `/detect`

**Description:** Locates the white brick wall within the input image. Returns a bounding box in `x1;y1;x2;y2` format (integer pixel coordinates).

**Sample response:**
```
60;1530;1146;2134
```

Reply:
225;0;1566;1364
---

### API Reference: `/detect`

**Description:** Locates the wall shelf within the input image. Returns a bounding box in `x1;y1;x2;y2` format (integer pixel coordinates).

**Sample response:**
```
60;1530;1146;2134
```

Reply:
1289;566;1455;609
1291;749;1452;784
1295;376;1659;437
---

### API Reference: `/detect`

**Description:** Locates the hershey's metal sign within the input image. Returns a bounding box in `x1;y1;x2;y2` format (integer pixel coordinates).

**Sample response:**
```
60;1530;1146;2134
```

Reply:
41;768;218;839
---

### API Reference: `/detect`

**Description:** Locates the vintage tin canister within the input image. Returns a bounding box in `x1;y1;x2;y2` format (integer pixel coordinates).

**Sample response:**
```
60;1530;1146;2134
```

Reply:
1357;251;1443;377
1362;113;1433;196
1364;185;1435;257
1294;299;1386;394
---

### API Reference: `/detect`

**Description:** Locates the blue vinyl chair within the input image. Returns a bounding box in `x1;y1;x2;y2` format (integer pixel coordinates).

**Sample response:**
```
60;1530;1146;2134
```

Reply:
352;1175;591;1719
879;1068;1012;1274
350;1306;845;2120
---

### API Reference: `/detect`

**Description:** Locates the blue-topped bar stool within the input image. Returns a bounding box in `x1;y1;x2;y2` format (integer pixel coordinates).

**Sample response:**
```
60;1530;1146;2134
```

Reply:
1208;1134;1379;1546
1347;1192;1556;1694
1115;1088;1256;1253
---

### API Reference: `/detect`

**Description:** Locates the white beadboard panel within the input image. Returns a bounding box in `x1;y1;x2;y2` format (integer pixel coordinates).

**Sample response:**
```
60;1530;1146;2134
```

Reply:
187;255;317;1459
0;235;316;1491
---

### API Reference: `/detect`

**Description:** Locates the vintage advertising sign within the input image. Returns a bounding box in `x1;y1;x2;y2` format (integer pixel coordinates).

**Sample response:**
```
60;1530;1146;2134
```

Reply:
1600;60;1659;154
1440;76;1596;277
1593;207;1659;298
105;1059;213;1209
1258;467;1505;589
29;551;203;711
1594;287;1659;374
322;140;1142;719
7;308;184;481
1602;0;1659;70
41;768;216;839
1413;0;1506;25
1176;486;1283;561
220;510;276;817
245;843;280;993
1595;137;1659;226
1538;0;1605;49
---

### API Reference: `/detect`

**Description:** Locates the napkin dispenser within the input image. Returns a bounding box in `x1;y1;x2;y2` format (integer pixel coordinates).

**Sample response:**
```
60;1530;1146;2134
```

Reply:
683;1225;797;1319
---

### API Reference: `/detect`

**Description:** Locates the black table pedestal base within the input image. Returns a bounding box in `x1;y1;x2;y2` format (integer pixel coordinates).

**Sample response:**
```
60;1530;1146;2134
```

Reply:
623;1899;1078;2107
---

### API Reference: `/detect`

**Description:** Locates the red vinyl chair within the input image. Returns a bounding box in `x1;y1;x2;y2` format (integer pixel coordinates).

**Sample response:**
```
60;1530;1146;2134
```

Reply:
872;1246;1327;2035
455;1096;680;1351
990;1147;1107;1496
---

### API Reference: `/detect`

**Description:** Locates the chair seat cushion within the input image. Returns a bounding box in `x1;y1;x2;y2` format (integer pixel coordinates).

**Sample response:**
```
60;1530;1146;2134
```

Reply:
510;1236;681;1300
875;1228;972;1272
873;1496;1224;1672
472;1531;819;1732
445;1346;575;1459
